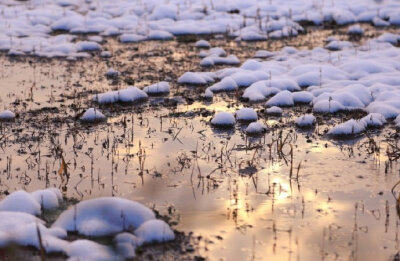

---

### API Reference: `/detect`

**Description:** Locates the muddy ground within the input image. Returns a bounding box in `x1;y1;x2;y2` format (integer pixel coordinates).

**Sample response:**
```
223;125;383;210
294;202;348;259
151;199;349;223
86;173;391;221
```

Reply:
0;23;400;260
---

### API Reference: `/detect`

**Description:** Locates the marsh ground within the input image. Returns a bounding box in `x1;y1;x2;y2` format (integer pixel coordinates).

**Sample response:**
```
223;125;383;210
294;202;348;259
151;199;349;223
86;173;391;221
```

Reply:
0;24;400;260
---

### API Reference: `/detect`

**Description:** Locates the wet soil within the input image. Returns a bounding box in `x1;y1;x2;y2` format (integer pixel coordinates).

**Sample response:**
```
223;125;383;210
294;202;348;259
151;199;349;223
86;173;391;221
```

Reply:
0;24;400;260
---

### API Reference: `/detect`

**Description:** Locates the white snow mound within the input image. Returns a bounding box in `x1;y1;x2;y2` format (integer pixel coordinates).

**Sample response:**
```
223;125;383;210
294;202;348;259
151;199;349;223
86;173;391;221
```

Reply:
52;197;156;237
211;112;236;127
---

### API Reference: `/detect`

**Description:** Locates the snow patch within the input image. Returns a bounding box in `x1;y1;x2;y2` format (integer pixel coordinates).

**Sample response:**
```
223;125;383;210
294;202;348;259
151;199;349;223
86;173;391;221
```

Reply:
211;112;236;127
80;108;106;123
52;197;156;237
295;114;316;127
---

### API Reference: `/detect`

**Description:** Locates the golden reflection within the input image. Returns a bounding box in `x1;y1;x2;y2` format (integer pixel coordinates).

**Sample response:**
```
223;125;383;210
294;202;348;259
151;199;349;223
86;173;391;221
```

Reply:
271;177;291;201
180;101;242;113
222;176;293;226
266;119;279;126
375;152;388;164
181;175;355;261
317;201;330;212
259;163;281;174
303;190;316;201
309;144;324;153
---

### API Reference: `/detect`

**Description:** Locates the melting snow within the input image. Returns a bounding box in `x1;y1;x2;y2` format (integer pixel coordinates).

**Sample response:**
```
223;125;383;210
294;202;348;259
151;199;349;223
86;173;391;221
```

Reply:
0;110;16;121
143;82;170;95
295;114;316;127
80;108;106;123
52;197;156;236
0;0;400;59
245;122;267;135
211;112;236;127
236;108;258;122
0;189;175;260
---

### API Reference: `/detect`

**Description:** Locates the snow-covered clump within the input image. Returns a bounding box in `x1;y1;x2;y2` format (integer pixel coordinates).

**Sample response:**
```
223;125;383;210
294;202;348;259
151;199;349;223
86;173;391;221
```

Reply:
373;17;390;27
200;57;220;67
245;122;267;135
339;60;395;79
199;47;226;58
291;64;348;87
80;108;106;123
347;25;364;35
0;188;175;258
325;36;338;43
143;82;170;95
395;115;400;129
325;41;353;51
313;100;346;113
105;68;120;78
200;55;240;67
254;50;274;59
204;89;213;100
113;222;174;259
281;46;298;55
178;72;216;85
240;60;264;70
328;119;366;136
134;220;175;243
100;51;112;58
88;36;103;43
390;13;400;25
7;50;25;56
376;33;399;45
209;77;238;92
236;108;258;122
366;103;400;119
0;191;41;215
295;114;316;127
266;106;283;115
195;40;211;48
242;81;280;102
120;34;146;43
0;211;42;238
265;91;294;107
0;189;62;215
0;211;67;253
149;4;177;20
76;41;101;52
10;223;68;253
52;197;156;237
115;241;136;258
333;10;356;25
235;30;267;41
293;91;314;104
66;240;115;261
114;232;143;247
310;84;373;112
148;30;174;40
0;110;15;121
228;71;270;87
361;113;386;127
94;87;148;104
116;88;146;103
211;112;236;127
31;188;63;210
216;70;269;88
266;20;302;39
